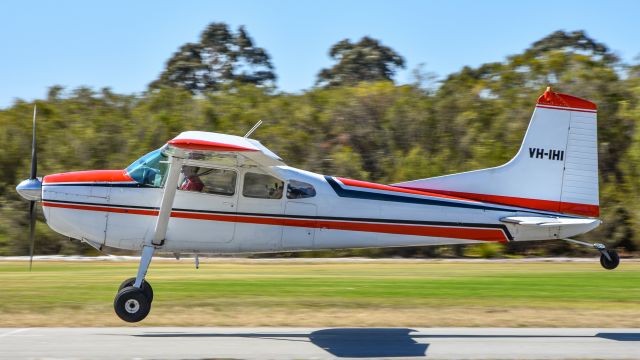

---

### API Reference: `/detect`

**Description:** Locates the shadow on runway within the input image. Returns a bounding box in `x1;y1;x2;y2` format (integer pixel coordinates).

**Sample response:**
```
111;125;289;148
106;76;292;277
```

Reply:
596;333;640;341
135;328;640;358
137;328;428;357
308;328;428;358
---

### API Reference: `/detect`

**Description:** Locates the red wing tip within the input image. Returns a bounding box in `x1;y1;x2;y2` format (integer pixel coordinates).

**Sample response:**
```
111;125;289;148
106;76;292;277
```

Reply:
537;87;597;110
167;139;259;152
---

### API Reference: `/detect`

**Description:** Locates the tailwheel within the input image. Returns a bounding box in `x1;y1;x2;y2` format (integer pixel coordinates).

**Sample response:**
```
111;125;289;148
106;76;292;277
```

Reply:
599;249;620;270
564;239;621;270
114;286;151;323
118;277;154;302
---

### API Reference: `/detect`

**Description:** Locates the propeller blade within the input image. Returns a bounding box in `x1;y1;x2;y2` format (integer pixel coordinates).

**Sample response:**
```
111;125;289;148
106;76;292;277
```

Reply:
28;105;38;271
30;105;37;180
28;200;36;271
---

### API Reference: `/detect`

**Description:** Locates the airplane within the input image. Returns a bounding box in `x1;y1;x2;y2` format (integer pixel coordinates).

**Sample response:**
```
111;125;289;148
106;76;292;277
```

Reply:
16;87;616;323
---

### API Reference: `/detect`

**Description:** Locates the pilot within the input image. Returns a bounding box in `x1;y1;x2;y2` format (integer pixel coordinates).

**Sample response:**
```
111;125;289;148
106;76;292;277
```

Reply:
180;166;204;192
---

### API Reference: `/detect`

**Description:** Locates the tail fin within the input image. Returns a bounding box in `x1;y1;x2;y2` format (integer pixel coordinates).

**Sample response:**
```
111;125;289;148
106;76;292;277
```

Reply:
394;87;599;217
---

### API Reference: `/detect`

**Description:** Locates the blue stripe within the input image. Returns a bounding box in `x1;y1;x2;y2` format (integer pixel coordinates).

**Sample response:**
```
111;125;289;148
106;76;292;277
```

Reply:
324;176;571;217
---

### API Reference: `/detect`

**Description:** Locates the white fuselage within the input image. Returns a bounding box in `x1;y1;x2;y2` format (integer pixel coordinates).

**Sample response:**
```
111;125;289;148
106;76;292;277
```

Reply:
40;165;599;255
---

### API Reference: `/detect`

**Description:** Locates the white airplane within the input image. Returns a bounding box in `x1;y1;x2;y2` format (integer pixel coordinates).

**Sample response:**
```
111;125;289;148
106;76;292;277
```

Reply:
16;87;616;322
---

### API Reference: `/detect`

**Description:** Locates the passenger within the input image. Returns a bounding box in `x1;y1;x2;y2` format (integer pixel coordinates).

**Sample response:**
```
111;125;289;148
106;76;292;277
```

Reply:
272;183;283;198
180;166;204;192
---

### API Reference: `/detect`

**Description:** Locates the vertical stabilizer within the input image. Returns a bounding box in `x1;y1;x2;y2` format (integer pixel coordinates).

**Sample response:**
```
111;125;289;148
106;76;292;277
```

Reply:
394;88;599;217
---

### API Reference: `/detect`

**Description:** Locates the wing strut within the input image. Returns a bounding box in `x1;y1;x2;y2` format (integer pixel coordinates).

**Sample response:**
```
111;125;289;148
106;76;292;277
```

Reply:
133;154;183;288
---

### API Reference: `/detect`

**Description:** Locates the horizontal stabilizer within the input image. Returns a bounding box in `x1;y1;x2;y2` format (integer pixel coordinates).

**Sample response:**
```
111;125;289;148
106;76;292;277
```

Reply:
500;216;601;240
500;216;600;227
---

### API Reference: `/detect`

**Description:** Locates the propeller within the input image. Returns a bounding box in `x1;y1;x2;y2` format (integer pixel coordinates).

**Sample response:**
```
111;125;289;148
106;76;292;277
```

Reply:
28;105;37;271
30;105;37;181
16;105;41;271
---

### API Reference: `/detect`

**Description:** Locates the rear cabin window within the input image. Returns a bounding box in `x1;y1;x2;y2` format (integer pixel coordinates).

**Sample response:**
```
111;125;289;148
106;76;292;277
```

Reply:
287;180;316;199
243;172;284;199
179;166;237;196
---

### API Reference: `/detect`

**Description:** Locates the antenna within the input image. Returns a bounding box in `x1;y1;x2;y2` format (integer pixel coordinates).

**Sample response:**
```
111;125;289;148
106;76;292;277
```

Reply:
244;120;263;138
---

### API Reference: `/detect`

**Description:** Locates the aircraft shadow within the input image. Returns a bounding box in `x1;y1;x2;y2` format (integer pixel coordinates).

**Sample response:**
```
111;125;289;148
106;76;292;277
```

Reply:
308;328;428;358
136;328;427;357
135;328;640;358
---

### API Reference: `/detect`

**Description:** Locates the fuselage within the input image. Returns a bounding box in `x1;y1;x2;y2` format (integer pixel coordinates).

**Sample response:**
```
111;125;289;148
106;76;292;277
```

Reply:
39;159;599;255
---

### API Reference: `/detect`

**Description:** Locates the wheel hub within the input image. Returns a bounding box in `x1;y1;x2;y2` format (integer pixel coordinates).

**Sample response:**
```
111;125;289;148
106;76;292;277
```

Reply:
125;299;140;314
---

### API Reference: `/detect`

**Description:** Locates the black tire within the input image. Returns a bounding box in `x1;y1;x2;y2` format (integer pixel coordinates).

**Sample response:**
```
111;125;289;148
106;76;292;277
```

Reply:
114;286;151;323
118;277;153;302
600;250;620;270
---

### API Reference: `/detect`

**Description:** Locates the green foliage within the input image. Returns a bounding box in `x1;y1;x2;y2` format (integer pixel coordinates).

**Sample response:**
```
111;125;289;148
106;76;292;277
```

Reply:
150;22;276;93
317;36;405;87
464;243;504;259
1;30;639;256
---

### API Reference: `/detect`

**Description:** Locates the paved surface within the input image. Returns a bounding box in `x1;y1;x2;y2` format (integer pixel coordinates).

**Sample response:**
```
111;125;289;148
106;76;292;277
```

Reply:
1;327;639;359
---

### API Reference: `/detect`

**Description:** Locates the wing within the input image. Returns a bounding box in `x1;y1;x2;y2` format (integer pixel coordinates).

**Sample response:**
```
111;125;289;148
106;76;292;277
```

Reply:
166;131;284;167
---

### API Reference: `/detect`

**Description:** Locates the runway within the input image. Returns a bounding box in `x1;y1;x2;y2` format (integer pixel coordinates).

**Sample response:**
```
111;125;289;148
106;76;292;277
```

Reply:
1;327;639;359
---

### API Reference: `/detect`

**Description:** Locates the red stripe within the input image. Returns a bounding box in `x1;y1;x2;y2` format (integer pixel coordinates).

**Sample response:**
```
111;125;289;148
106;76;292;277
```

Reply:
43;170;134;184
395;187;599;217
337;178;479;202
43;201;158;216
559;202;600;218
536;88;597;110
168;139;258;152
42;202;507;242
535;105;597;113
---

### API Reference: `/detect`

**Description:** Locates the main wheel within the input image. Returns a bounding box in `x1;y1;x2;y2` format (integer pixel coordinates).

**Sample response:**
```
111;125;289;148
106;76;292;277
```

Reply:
118;277;153;302
600;250;620;270
114;286;151;323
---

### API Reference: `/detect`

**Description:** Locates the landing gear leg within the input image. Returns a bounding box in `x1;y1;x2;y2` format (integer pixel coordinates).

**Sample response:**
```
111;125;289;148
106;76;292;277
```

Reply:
114;245;155;322
564;238;620;270
112;154;183;323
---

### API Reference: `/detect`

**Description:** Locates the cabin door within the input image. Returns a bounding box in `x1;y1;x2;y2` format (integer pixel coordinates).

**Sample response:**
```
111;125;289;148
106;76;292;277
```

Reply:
169;165;238;248
235;170;285;252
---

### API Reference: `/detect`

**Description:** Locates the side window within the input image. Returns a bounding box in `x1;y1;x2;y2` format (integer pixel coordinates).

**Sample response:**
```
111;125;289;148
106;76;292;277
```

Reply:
243;172;284;199
287;180;316;199
179;165;237;196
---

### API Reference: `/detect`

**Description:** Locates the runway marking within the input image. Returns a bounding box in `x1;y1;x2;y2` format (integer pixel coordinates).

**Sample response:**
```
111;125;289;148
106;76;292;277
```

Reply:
0;328;28;338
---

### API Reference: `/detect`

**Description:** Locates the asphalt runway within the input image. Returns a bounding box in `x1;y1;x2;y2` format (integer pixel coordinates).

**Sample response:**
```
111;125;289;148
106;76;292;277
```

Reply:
1;327;639;359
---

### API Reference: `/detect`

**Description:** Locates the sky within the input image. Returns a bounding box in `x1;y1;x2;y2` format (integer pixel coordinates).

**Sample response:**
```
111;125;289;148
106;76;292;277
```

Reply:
1;0;639;108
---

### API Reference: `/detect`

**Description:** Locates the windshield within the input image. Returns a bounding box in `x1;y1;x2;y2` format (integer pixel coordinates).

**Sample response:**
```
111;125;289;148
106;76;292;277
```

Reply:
126;149;168;187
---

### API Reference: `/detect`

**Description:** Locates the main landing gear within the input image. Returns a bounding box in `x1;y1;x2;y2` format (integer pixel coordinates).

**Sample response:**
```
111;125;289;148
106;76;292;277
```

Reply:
564;239;620;270
113;150;183;322
114;245;155;322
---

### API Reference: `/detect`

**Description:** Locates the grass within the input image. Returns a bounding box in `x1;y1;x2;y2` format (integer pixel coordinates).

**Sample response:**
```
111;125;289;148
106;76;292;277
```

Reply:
0;259;639;327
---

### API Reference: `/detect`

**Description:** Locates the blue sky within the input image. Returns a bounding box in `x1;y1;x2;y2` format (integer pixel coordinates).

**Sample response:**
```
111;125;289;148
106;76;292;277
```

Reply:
1;0;638;108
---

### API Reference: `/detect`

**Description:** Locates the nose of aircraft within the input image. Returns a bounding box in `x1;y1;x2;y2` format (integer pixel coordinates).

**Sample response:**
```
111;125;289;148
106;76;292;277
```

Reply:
16;178;42;201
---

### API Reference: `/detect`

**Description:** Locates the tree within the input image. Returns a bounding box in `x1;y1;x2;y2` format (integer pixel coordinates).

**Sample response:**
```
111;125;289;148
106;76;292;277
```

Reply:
2;29;640;256
317;37;405;87
150;23;275;93
526;30;618;63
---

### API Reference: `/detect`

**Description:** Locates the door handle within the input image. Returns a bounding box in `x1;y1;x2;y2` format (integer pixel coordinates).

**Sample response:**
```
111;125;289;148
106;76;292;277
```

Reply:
223;201;234;208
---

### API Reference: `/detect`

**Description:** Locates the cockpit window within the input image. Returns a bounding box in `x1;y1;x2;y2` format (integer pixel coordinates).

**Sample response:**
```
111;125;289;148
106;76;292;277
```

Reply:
126;149;168;187
287;180;316;199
